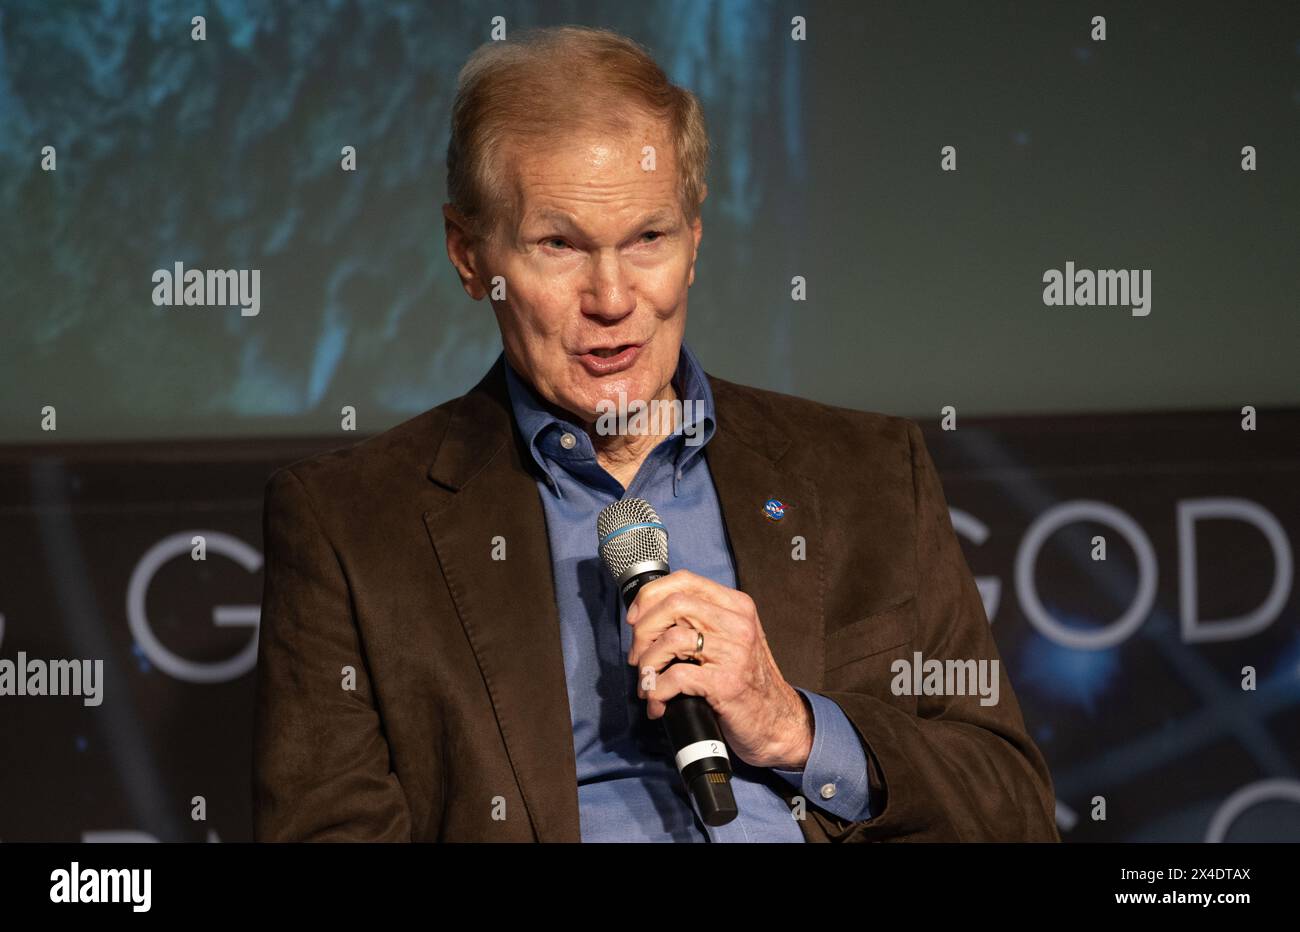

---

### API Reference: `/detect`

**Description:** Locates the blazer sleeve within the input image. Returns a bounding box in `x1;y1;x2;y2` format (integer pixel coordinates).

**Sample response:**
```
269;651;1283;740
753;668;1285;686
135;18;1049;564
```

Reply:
251;467;413;841
814;419;1060;842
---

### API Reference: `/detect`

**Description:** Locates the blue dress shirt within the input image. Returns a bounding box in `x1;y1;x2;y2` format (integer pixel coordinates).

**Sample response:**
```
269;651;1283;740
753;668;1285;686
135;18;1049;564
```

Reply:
502;341;872;841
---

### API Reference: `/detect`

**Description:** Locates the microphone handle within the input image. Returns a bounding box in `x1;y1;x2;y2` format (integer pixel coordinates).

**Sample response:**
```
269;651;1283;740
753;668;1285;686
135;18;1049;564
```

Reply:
621;569;739;827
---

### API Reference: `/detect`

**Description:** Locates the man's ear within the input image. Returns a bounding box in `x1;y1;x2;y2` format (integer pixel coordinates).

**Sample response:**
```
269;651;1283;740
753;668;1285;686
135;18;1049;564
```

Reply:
443;203;488;300
687;201;704;288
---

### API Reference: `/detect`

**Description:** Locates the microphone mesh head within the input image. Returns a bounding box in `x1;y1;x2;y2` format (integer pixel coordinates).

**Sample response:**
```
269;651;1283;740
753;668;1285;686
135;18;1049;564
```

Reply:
596;497;669;581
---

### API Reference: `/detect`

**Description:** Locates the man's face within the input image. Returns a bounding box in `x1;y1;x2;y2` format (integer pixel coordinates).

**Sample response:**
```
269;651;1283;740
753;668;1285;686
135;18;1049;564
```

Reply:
445;118;704;425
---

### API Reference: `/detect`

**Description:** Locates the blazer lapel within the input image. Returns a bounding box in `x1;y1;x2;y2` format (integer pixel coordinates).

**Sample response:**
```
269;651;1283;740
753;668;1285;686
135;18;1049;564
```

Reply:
704;376;827;692
423;358;581;842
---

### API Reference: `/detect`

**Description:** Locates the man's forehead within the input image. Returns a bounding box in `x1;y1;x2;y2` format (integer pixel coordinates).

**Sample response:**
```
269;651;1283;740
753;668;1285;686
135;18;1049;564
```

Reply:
510;137;674;183
496;124;683;232
509;159;684;232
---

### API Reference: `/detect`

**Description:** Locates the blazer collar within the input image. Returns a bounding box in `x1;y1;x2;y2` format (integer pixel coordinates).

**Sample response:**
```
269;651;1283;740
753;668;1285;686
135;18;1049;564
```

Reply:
423;353;824;841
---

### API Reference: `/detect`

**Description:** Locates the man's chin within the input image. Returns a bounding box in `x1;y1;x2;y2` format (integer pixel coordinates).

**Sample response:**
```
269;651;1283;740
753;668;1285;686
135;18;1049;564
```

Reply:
557;394;644;428
560;374;667;422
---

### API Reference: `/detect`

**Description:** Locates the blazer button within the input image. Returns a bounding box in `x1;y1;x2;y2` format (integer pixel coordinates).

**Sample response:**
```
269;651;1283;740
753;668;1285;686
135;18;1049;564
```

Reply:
820;783;837;800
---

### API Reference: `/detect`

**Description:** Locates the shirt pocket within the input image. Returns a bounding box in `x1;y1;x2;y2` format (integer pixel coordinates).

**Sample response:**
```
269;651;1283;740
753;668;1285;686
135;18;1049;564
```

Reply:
823;597;918;698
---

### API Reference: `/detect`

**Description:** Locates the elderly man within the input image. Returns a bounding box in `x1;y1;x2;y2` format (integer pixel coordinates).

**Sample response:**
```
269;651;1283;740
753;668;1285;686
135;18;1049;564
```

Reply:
252;25;1059;842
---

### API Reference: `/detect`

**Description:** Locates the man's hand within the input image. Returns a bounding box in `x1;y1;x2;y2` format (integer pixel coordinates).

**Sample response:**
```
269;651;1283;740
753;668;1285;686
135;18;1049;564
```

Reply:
626;569;813;770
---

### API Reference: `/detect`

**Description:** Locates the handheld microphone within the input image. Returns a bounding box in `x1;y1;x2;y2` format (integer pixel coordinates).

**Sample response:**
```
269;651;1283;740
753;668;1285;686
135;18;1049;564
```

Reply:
596;497;739;827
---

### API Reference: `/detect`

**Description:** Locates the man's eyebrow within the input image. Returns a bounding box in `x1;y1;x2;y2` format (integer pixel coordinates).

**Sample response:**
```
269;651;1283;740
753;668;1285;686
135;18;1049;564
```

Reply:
634;210;679;228
527;208;578;228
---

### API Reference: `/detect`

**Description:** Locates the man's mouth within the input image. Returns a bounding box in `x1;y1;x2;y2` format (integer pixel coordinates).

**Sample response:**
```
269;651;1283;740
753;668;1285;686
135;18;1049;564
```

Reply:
589;345;630;358
576;343;642;375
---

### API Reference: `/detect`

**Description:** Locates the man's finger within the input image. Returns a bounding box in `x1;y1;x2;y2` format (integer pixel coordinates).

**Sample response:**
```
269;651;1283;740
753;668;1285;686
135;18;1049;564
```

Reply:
628;568;746;623
634;623;720;693
627;590;713;665
645;660;710;719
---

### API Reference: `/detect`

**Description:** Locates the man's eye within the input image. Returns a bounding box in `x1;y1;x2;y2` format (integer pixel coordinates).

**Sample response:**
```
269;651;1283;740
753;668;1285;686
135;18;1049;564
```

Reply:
543;237;570;250
641;231;664;244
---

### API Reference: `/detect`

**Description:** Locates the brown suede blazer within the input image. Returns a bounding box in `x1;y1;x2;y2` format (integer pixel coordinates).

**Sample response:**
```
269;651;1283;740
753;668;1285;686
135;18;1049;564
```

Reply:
251;356;1060;842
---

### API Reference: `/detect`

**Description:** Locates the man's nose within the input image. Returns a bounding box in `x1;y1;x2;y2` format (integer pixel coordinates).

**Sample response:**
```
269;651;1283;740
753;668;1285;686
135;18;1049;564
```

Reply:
581;250;636;320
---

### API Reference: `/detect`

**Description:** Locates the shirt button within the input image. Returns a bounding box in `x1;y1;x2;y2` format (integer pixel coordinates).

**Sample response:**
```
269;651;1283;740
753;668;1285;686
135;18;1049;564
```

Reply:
820;783;837;800
560;432;576;450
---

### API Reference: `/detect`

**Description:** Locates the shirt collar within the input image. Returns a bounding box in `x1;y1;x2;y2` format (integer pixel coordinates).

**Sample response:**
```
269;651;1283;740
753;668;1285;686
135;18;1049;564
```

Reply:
502;340;718;492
